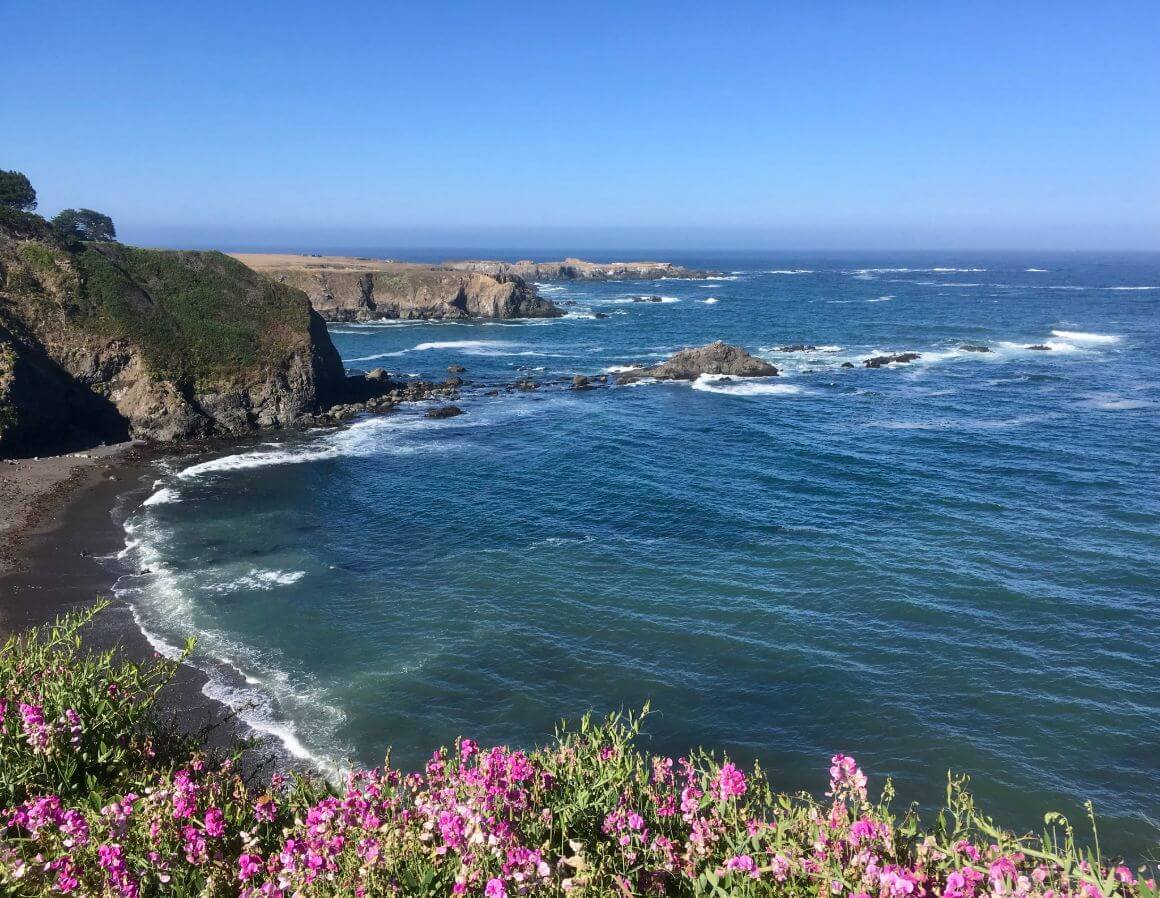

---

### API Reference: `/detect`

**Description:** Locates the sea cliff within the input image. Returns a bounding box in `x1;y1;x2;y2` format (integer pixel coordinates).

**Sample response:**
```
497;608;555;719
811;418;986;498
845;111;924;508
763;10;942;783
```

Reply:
232;254;562;322
445;256;718;281
0;217;346;454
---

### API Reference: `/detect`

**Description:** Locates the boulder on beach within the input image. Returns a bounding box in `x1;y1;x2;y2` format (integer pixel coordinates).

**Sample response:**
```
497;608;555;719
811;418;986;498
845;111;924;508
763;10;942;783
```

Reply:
365;367;389;381
426;405;463;419
864;352;921;368
617;341;778;384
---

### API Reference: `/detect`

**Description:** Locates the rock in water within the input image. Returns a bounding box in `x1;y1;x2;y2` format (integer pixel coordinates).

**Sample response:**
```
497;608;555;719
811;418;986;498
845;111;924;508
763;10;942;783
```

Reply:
633;295;664;303
426;405;463;419
959;344;992;353
1028;344;1052;351
571;374;591;390
864;352;922;368
777;344;817;352
447;363;466;373
618;342;778;384
841;362;855;368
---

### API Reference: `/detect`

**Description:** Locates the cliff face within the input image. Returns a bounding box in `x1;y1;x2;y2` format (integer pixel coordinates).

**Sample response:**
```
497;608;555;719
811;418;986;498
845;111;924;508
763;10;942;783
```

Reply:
0;229;346;455
232;256;562;322
445;258;719;281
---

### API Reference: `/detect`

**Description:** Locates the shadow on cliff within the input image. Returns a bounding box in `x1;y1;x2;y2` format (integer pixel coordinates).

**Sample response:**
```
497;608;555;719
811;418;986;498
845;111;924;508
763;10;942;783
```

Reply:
0;325;131;459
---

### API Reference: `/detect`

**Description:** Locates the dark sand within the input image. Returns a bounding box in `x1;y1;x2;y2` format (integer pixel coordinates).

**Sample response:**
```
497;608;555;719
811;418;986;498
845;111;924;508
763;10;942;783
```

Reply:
0;446;284;772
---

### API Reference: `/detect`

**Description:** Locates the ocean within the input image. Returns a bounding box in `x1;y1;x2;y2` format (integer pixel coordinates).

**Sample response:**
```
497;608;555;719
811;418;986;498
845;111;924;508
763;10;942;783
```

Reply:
111;252;1159;856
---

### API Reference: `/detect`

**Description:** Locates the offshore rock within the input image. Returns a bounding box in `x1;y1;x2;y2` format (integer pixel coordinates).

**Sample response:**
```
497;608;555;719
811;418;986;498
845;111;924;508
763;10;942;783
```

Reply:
864;353;922;368
617;342;778;384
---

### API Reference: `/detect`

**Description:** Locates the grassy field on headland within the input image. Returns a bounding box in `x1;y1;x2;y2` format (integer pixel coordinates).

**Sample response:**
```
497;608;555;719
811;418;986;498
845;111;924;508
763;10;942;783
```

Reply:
0;606;1153;897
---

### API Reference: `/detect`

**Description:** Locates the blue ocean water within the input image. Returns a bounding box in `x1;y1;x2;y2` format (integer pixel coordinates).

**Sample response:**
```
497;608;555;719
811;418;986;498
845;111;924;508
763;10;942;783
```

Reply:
116;253;1160;857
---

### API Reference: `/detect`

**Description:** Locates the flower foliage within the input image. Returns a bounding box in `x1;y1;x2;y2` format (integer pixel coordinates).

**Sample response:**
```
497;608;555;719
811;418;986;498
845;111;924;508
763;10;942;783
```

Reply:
0;607;1155;897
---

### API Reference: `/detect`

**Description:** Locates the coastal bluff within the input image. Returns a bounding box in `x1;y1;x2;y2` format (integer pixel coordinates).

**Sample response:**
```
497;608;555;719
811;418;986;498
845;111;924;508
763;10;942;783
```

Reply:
445;257;719;281
232;254;562;322
0;217;347;454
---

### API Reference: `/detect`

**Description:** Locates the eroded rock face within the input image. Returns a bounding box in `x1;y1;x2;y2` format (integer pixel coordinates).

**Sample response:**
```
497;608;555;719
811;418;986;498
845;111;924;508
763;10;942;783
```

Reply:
617;342;778;384
0;231;347;454
445;258;718;281
240;261;562;322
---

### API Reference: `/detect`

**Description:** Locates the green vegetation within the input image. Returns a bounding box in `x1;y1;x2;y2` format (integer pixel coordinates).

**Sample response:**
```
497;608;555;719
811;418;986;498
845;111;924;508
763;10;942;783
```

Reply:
0;606;1153;897
69;245;312;389
51;208;116;242
0;171;36;211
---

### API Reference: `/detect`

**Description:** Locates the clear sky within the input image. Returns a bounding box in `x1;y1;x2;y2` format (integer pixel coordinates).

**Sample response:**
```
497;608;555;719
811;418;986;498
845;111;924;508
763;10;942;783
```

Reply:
4;1;1159;251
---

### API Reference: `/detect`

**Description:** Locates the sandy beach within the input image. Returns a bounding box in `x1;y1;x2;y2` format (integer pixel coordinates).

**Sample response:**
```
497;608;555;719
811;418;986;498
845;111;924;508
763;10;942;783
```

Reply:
0;442;277;766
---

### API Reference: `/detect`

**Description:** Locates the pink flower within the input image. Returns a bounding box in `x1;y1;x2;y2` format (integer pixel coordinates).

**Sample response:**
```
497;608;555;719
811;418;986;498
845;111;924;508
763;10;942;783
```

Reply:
204;806;225;837
712;762;747;801
238;853;263;881
725;854;760;880
485;878;507;898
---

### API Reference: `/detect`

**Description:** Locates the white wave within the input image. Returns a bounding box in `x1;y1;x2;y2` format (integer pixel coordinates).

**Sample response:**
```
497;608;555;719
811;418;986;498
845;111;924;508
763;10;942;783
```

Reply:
606;295;681;304
1105;286;1159;291
996;340;1081;354
867;296;894;302
412;339;513;352
691;374;803;396
143;487;180;506
604;364;642;373
1050;330;1120;344
115;520;349;777
767;269;812;275
702;297;719;304
207;569;306;593
1025;268;1048;273
345;350;406;362
848;267;986;276
1080;394;1154;411
176;415;440;480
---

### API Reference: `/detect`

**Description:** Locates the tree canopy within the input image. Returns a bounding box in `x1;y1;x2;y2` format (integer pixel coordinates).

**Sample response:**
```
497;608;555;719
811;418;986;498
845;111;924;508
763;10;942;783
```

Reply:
0;170;37;210
52;208;117;242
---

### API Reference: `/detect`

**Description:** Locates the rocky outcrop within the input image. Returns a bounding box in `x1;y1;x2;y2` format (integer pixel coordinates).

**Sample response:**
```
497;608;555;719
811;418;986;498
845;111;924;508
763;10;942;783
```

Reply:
231;255;562;322
616;342;778;384
864;353;921;368
0;229;347;455
445;258;718;281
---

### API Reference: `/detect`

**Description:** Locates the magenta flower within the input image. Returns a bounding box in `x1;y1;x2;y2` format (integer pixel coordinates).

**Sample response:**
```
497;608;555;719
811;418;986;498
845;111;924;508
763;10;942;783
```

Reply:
485;878;507;898
204;806;225;837
712;762;747;801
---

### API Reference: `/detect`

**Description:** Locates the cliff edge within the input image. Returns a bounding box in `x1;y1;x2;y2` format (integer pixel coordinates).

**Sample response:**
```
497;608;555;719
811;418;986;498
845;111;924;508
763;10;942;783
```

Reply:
232;254;562;322
0;219;346;455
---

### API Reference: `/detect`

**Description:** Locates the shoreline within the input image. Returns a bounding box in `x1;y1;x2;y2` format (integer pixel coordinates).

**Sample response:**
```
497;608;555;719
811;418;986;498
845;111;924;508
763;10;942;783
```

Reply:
0;442;288;770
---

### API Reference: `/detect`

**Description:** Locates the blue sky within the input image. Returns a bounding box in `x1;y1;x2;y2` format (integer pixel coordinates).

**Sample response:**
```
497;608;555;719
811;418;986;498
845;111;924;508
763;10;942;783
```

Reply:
4;1;1159;250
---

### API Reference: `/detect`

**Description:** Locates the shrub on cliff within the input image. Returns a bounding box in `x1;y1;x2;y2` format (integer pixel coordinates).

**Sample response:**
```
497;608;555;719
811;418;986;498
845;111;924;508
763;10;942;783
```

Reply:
51;208;116;243
71;245;315;388
0;171;37;212
0;607;1154;896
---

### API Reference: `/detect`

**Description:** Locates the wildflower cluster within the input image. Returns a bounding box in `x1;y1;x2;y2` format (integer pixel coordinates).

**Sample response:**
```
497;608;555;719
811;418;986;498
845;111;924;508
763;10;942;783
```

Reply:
0;607;1155;897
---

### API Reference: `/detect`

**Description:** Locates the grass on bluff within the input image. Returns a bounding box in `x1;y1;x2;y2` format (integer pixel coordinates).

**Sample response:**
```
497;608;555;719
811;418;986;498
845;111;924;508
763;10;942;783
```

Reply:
73;246;312;389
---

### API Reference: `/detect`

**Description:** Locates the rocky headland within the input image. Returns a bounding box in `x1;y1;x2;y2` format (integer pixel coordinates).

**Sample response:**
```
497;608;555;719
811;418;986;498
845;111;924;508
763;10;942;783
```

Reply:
231;254;562;322
0;216;442;456
445;257;719;281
